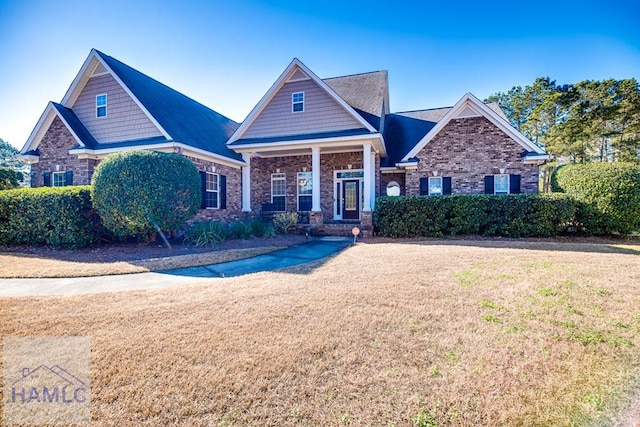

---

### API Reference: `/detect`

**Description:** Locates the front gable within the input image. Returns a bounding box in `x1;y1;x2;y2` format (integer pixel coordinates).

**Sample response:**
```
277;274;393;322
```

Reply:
228;59;376;145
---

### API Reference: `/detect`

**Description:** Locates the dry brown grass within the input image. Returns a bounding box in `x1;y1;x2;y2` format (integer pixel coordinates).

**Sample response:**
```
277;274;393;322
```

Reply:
0;247;280;278
2;240;640;426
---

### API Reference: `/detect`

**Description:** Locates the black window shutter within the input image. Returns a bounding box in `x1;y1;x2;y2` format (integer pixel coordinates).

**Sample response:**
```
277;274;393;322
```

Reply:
220;175;227;210
443;177;452;195
419;177;428;195
199;171;207;209
484;175;494;194
510;174;521;194
43;172;51;187
65;170;73;186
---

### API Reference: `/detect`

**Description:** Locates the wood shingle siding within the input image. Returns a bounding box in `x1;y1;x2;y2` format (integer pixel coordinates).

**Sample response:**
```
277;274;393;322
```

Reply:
243;80;364;139
72;74;163;143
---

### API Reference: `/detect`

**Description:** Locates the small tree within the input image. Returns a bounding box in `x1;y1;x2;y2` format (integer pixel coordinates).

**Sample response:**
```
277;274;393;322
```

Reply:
0;167;23;190
91;151;201;246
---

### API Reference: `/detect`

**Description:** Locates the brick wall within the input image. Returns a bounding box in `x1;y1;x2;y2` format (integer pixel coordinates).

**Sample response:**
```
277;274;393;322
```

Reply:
31;117;98;186
405;116;539;195
182;156;243;222
250;151;377;221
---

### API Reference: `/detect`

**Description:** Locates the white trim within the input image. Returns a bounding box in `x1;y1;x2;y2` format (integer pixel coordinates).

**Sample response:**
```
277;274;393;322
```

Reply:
270;172;287;212
20;102;86;156
311;147;321;212
380;166;400;173
363;143;372;212
227;58;377;144
204;172;220;209
69;142;246;168
401;93;547;162
241;153;251;212
60;49;171;140
230;133;386;157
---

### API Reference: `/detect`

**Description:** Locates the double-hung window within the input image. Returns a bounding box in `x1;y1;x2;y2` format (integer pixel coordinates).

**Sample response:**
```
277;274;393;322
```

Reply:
52;172;67;187
271;173;286;211
493;174;509;195
292;92;304;113
204;172;219;209
96;94;107;118
297;172;312;211
428;177;443;195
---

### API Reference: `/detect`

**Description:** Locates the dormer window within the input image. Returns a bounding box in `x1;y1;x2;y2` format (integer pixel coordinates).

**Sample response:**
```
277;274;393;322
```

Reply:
292;92;304;113
96;94;107;117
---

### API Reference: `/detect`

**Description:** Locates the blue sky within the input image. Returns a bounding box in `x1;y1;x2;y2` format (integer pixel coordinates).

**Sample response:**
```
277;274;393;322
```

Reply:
1;0;639;149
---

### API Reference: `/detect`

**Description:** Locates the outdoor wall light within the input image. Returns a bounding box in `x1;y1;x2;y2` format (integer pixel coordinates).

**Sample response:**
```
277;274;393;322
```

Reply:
432;170;438;176
347;164;352;169
499;167;506;174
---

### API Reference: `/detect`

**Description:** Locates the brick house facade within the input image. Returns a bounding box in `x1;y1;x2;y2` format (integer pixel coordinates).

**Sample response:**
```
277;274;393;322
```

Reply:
19;51;549;235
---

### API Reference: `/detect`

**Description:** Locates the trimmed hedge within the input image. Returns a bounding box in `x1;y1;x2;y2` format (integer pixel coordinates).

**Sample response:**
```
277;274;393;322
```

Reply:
0;186;98;248
374;194;578;238
91;151;201;239
552;163;640;235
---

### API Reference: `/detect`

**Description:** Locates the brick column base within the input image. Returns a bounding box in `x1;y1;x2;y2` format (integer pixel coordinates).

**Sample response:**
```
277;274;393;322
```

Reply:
360;211;373;238
309;211;324;227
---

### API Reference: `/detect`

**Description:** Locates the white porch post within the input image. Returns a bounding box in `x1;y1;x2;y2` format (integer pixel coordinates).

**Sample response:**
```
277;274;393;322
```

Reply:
363;143;372;212
370;150;376;210
241;152;251;212
311;147;321;212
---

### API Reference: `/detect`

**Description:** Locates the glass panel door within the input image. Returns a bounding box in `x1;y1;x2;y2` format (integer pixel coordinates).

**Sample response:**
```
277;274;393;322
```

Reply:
343;180;360;220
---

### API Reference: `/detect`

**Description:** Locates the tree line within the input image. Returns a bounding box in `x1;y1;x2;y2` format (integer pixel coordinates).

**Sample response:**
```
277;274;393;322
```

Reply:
486;77;640;164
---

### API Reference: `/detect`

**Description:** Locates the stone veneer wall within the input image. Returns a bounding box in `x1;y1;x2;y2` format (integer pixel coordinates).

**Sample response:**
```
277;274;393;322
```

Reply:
31;117;98;186
404;116;539;195
250;151;380;221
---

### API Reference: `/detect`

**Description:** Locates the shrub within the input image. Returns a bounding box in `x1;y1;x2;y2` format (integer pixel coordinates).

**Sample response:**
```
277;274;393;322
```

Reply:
374;194;578;238
0;167;23;190
186;221;228;247
91;151;201;240
552;163;640;235
0;186;97;248
272;212;298;234
250;219;276;238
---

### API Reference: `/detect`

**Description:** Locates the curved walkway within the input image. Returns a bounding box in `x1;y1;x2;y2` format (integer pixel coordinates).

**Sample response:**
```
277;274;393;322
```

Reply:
0;237;352;297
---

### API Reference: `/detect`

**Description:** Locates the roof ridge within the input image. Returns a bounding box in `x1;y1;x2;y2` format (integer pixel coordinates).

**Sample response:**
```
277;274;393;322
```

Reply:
323;70;387;80
393;106;453;114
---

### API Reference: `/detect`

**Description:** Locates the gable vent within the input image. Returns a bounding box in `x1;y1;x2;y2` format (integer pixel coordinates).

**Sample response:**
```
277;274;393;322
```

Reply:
92;62;108;77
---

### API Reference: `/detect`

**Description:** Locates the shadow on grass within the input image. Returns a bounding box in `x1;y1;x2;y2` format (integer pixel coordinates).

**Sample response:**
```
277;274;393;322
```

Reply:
362;237;640;256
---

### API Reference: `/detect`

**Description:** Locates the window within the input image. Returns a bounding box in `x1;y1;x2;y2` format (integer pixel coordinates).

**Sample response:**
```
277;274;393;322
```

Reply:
428;177;443;195
271;173;286;211
96;94;107;117
386;181;401;196
52;172;67;187
494;174;509;195
292;92;304;113
204;172;219;209
297;172;312;211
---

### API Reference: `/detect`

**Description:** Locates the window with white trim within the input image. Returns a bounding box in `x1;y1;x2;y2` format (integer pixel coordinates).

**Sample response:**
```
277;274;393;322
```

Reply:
292;92;304;113
494;174;509;195
205;172;219;209
96;94;107;117
271;173;286;211
52;171;67;187
428;177;443;195
297;172;312;211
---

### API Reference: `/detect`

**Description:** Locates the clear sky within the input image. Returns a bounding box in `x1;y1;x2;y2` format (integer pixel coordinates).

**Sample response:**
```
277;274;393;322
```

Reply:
1;0;639;149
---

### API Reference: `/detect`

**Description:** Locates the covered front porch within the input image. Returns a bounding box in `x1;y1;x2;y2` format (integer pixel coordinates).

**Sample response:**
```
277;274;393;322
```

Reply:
235;134;384;236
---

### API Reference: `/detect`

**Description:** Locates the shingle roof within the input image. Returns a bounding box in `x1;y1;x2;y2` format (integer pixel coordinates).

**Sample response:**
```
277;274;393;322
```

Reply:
231;128;373;146
324;71;387;131
382;102;511;167
95;50;242;161
51;102;99;148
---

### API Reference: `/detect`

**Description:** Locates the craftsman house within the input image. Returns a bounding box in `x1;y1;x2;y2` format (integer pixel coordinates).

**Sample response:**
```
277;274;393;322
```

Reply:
19;50;549;233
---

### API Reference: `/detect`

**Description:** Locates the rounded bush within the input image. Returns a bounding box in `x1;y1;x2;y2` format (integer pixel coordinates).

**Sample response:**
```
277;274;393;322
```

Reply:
91;151;201;239
553;163;640;235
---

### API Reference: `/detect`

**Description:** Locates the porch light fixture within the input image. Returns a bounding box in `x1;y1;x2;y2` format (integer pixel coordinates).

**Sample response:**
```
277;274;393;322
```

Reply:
432;170;438;176
347;164;352;170
276;168;280;173
302;167;307;172
55;164;60;171
210;166;216;173
499;167;506;174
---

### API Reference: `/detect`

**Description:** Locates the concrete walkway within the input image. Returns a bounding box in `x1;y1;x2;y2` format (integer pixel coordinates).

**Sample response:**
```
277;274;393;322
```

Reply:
0;237;352;297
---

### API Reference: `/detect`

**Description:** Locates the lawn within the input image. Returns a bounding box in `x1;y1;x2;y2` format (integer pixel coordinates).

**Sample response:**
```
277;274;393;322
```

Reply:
1;239;640;426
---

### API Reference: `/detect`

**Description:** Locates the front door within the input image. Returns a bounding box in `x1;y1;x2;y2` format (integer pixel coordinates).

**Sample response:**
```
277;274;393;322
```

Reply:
342;180;360;220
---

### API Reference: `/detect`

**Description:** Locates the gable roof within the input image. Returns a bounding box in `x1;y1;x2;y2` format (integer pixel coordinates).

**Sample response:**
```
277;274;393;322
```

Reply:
228;58;378;145
397;93;547;164
21;49;242;163
324;71;388;130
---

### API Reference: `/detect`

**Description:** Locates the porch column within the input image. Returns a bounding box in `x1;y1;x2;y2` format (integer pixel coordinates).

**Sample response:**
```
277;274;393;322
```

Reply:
241;152;251;212
311;147;321;212
363;143;372;211
370;150;376;210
